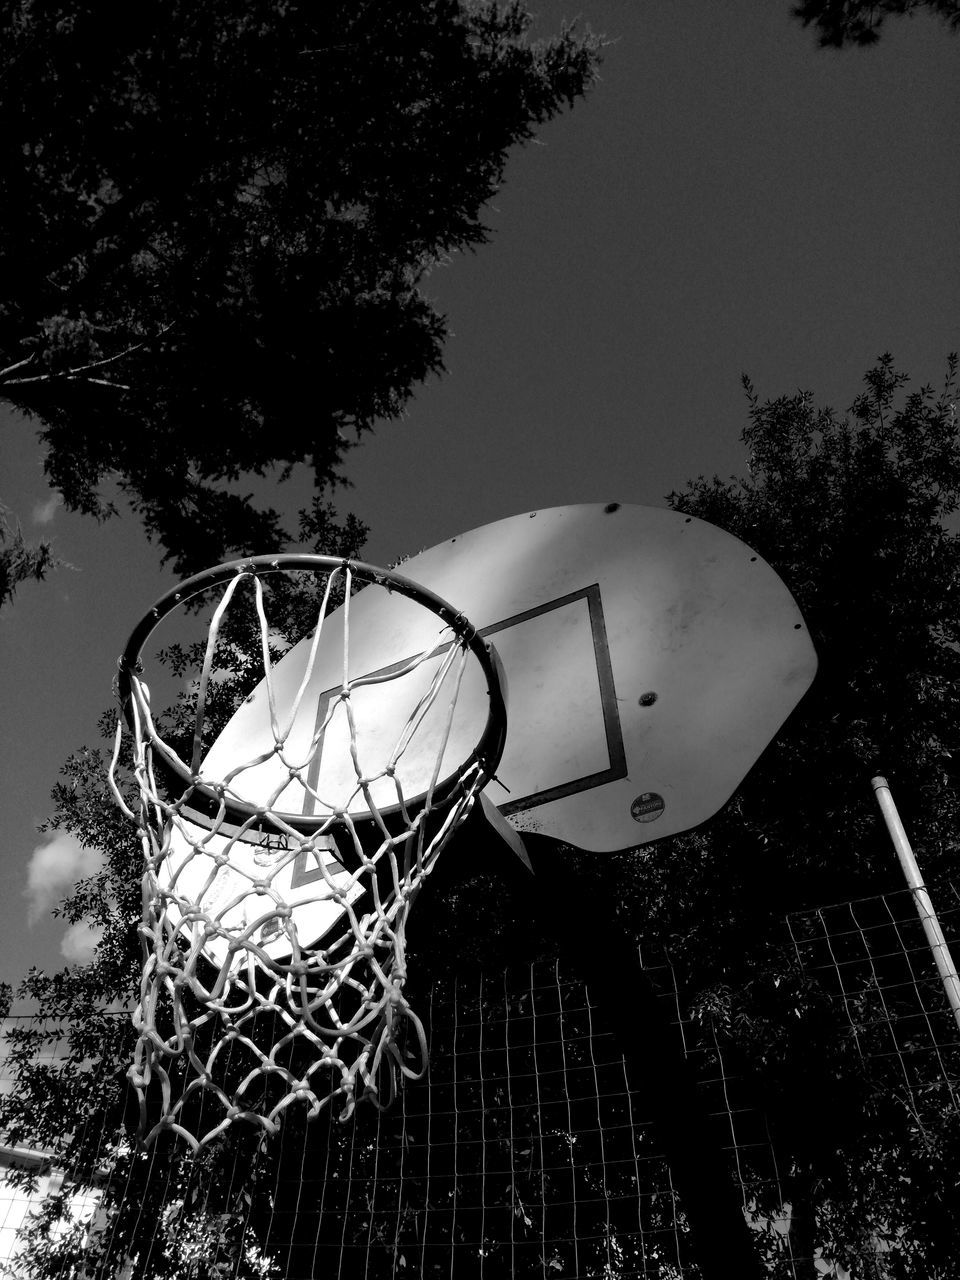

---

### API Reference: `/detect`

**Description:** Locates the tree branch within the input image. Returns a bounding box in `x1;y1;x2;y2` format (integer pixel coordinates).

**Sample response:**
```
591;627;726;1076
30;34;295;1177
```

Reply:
0;324;174;389
0;353;38;381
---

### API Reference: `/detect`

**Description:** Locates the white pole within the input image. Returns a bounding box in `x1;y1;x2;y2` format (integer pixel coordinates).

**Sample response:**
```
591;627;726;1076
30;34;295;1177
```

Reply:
871;776;960;1034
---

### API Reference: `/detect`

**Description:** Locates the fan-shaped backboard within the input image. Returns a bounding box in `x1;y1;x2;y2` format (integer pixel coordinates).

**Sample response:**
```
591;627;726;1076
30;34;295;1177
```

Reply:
194;504;817;854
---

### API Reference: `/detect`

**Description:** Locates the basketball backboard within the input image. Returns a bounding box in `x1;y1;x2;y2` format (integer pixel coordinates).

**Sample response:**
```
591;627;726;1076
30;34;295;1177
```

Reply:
184;503;816;859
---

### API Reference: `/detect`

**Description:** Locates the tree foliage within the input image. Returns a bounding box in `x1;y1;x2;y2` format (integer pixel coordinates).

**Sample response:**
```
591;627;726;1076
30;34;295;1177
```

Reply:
638;353;960;1275
0;516;368;1278
0;504;60;608
0;0;600;574
666;353;960;914
792;0;960;46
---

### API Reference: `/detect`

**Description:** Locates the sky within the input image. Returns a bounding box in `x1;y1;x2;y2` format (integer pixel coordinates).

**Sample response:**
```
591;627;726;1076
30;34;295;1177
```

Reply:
1;0;958;989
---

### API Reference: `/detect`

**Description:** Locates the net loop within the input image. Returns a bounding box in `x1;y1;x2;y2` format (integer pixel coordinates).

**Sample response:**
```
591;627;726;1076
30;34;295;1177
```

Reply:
110;555;505;1150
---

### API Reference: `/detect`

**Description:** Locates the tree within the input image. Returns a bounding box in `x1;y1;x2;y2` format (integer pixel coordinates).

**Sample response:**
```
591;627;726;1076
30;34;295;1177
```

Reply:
0;5;602;1270
0;513;371;1279
0;504;61;608
0;0;600;575
624;354;960;1275
792;0;960;46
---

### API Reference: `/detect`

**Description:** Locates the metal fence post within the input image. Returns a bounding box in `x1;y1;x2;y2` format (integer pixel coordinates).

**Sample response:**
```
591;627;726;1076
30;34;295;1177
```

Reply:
871;775;960;1034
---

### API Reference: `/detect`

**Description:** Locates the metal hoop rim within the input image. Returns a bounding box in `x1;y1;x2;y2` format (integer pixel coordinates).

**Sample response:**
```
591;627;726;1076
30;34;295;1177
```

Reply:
116;553;508;835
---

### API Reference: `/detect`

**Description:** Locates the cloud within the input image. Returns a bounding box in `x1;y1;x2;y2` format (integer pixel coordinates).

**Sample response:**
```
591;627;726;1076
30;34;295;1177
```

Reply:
31;494;60;526
60;921;105;965
25;831;104;925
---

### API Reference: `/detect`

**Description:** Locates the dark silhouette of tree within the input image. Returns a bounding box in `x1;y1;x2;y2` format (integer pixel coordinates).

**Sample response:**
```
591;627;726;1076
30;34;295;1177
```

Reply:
632;353;960;1275
0;511;370;1278
0;6;601;1269
0;503;61;608
793;0;960;46
0;0;600;575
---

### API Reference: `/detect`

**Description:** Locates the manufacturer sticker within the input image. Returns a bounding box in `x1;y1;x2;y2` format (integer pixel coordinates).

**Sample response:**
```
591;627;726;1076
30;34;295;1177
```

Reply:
630;792;665;823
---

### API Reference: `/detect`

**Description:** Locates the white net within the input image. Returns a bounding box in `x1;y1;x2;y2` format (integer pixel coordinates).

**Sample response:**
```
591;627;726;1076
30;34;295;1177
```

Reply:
109;559;504;1150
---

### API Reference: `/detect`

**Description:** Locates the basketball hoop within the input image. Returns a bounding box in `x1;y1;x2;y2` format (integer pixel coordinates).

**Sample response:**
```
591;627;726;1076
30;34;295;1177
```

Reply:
110;555;507;1150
